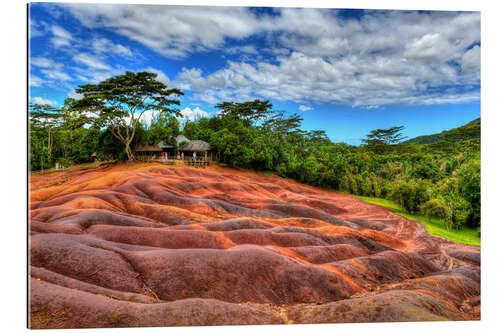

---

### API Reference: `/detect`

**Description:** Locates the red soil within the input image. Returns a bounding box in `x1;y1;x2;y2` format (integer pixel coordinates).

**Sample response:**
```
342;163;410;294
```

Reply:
29;163;480;328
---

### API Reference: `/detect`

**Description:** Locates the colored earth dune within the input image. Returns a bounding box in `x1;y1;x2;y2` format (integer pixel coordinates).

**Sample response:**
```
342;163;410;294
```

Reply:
29;163;480;328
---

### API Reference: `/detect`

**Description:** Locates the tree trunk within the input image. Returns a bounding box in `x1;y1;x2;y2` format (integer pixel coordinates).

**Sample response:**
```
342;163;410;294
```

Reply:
124;142;135;161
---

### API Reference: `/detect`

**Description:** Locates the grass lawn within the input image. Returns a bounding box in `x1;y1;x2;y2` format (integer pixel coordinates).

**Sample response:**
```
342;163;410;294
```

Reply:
356;195;480;246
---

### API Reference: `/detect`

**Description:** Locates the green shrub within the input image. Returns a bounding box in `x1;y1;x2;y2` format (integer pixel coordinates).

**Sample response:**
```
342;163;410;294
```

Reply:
445;195;472;230
457;159;480;227
420;198;452;230
388;179;430;214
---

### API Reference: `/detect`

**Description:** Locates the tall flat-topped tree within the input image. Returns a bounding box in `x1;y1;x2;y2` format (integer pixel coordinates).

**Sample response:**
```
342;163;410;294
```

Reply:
29;103;62;129
263;110;304;136
71;71;183;161
215;99;273;125
362;125;407;145
362;125;407;153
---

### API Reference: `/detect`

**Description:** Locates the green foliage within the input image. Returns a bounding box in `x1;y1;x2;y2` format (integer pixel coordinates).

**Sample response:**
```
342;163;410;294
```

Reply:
388;179;431;215
251;130;280;170
302;156;323;185
442;118;481;141
457;158;481;227
420;197;452;229
148;113;180;145
447;195;472;230
98;128;124;160
410;163;441;180
363;125;407;145
215;99;273;125
263;111;304;135
362;126;407;153
29;103;101;170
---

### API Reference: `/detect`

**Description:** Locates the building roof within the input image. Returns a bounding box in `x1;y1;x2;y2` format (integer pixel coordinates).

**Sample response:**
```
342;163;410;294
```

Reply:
175;134;190;145
157;141;174;149
134;144;163;152
157;135;190;149
179;140;211;152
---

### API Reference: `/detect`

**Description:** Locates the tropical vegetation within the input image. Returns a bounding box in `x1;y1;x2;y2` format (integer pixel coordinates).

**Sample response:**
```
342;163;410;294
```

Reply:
29;71;481;233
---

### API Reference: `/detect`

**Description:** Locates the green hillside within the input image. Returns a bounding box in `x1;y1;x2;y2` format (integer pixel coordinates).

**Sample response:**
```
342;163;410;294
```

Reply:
405;118;480;144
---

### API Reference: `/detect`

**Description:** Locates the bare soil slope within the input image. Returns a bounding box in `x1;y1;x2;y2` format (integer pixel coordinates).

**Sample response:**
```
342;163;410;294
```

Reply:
29;163;480;328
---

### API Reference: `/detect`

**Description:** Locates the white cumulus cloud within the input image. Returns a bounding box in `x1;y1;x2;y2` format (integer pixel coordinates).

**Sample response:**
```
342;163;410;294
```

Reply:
64;4;263;58
461;45;481;71
172;9;480;107
138;110;159;127
179;107;210;122
403;33;454;63
44;6;481;108
143;67;170;85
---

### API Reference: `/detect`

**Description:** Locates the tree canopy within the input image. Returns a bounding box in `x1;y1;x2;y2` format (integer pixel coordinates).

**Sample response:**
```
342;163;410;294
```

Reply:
362;126;407;146
362;125;408;153
29;103;63;129
215;99;273;125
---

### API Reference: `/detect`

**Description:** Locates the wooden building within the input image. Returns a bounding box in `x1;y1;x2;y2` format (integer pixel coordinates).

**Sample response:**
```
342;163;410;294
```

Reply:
134;135;213;162
179;140;212;160
134;144;163;161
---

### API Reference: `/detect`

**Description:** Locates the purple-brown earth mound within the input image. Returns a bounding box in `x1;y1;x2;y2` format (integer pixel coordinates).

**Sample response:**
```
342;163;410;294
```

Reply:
29;163;480;328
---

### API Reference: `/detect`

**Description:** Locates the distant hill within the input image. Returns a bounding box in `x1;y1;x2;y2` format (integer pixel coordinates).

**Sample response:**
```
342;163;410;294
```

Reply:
404;118;480;144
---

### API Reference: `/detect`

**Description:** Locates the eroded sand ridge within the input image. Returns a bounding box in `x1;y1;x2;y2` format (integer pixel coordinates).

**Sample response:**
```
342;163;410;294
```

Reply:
29;163;480;328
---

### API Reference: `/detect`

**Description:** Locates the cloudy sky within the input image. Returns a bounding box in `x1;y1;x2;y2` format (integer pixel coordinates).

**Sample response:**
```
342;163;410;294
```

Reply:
28;2;480;144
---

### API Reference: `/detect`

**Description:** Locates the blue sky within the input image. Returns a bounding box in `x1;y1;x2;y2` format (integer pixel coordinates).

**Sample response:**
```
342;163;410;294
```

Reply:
28;3;480;145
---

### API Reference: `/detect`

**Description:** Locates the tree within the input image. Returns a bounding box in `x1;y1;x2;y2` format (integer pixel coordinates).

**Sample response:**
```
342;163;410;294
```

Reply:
71;71;183;161
209;128;240;164
215;99;273;125
59;98;91;161
306;130;331;145
61;98;90;132
149;113;180;146
263;111;304;136
362;126;407;153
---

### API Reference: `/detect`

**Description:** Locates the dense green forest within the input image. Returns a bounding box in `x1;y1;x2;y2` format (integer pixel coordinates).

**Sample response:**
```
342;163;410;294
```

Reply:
29;72;480;232
404;118;480;144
